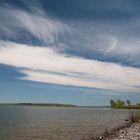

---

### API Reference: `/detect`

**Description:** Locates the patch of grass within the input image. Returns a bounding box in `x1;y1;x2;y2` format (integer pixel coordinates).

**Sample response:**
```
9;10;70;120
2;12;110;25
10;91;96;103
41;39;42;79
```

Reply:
131;112;140;123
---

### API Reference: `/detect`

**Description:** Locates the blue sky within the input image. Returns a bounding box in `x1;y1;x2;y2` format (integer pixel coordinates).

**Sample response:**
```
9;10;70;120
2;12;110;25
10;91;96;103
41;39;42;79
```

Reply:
0;0;140;105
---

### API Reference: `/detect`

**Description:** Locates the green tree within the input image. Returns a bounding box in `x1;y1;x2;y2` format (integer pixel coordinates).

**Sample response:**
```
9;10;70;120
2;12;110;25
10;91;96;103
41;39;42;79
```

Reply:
126;100;131;107
110;99;117;108
116;99;125;108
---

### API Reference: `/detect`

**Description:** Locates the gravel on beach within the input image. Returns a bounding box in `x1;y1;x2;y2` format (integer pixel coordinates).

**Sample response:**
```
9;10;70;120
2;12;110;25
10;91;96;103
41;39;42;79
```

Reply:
108;123;140;140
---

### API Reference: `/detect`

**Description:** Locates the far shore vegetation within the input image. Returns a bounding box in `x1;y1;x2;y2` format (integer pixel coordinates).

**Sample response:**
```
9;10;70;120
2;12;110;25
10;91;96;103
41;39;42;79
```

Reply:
18;103;78;107
0;103;78;107
110;99;140;109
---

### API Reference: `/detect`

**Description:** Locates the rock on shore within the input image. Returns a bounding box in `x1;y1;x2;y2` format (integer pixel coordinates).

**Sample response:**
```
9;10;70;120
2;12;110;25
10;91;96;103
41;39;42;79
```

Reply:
109;123;140;140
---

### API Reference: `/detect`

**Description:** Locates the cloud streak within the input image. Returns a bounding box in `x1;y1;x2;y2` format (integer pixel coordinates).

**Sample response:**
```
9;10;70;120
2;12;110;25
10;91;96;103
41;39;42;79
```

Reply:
0;41;140;92
0;6;70;45
0;5;140;67
0;3;140;94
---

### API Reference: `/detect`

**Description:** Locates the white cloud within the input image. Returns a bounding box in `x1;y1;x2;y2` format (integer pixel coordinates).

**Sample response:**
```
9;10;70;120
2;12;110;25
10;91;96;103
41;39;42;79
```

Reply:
0;5;140;66
68;23;140;59
0;5;140;93
0;41;140;92
0;6;70;44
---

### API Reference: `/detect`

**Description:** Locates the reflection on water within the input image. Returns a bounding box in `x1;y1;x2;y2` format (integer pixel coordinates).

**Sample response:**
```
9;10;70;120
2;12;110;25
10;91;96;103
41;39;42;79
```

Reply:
0;106;131;140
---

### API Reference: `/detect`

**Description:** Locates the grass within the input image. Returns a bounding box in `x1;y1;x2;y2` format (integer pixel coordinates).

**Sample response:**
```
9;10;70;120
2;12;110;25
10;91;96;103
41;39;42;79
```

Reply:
131;112;140;123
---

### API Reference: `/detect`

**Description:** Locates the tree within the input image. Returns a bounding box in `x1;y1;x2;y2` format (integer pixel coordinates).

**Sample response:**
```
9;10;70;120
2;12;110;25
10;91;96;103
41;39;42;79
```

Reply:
126;100;131;107
110;99;117;108
116;99;125;108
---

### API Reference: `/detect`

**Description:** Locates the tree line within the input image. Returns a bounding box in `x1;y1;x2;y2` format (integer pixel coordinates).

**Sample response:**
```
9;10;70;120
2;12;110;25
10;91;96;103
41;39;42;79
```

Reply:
110;99;140;109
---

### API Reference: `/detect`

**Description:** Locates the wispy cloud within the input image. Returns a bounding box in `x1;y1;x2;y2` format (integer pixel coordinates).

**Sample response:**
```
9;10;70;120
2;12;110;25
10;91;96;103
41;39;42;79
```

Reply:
0;5;140;67
0;4;140;93
0;6;70;45
64;22;140;66
0;41;140;92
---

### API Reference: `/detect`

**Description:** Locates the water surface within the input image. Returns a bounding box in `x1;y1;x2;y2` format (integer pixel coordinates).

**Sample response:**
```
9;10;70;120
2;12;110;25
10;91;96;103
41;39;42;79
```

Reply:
0;105;132;140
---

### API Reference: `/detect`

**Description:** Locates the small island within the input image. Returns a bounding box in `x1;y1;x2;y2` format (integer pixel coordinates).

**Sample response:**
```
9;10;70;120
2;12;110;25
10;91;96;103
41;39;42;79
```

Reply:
110;99;140;109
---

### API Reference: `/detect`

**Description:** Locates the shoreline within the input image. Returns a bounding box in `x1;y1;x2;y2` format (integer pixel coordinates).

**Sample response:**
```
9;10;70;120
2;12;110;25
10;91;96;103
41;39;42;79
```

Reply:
92;121;140;140
98;121;132;140
110;122;140;140
0;103;78;107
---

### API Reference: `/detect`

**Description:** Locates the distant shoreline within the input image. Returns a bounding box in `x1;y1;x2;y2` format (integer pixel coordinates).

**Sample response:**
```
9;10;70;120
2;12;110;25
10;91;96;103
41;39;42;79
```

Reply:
0;103;78;107
0;103;111;108
0;103;140;109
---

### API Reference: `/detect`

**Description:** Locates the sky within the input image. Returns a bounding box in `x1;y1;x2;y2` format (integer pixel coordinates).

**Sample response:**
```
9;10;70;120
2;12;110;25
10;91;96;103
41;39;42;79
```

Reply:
0;0;140;106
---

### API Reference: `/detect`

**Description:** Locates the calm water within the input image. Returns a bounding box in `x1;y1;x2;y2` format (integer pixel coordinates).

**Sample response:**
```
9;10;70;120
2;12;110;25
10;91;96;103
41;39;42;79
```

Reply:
0;105;132;140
